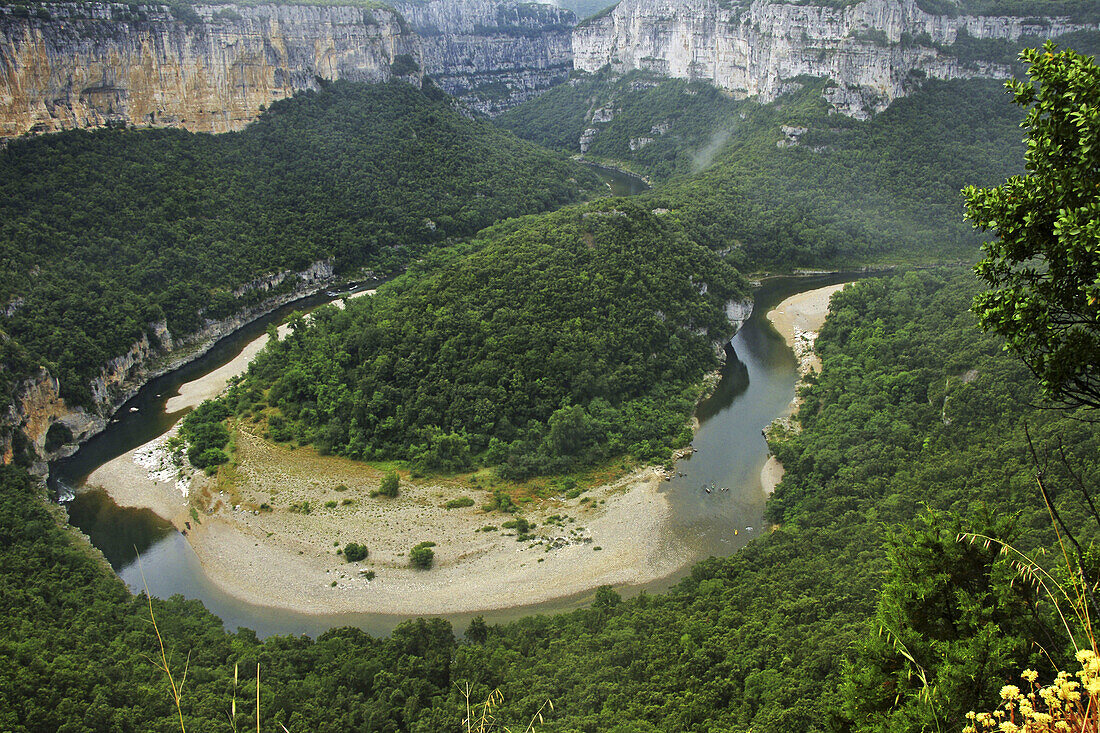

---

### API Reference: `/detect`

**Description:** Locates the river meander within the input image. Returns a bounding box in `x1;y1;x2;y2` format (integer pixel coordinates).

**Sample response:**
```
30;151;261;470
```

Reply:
55;273;856;637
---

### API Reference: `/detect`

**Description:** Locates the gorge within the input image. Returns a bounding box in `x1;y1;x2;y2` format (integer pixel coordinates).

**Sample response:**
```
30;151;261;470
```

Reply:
2;0;1097;139
3;2;1099;730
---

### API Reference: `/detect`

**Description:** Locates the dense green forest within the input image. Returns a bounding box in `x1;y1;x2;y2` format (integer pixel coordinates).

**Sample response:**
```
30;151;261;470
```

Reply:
499;75;1033;265
0;81;598;406
497;70;749;181
3;25;1098;733
225;201;745;477
4;271;1096;731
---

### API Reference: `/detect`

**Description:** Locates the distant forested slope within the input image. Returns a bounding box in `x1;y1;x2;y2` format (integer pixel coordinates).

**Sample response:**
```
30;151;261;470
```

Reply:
500;75;1032;266
0;81;598;405
5;270;1097;731
229;201;746;478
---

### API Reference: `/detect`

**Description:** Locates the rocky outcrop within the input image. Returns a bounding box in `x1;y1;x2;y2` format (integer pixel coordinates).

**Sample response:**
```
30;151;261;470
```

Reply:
0;0;580;136
725;298;754;337
0;2;419;138
572;0;1097;118
0;259;343;476
394;0;575;116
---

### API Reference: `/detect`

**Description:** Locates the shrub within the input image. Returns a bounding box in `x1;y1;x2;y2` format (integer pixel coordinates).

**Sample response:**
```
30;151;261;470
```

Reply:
502;517;531;534
344;542;368;562
193;448;229;469
444;496;475;509
409;542;435;569
378;470;399;498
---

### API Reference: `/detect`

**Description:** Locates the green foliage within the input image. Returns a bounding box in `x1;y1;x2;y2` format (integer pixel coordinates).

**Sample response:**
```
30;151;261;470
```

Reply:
967;44;1100;409
378;469;400;498
409;541;436;569
343;542;368;562
390;53;420;76
840;510;1050;731
922;0;1100;22
502;73;1034;266
7;271;1100;731
466;615;489;643
179;399;232;469
168;2;200;24
444;496;475;509
0;81;598;406
43;422;72;453
237;200;745;478
497;69;748;181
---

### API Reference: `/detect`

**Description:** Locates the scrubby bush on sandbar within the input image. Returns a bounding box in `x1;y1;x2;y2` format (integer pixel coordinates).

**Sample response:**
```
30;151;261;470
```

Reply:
410;542;435;569
344;542;368;562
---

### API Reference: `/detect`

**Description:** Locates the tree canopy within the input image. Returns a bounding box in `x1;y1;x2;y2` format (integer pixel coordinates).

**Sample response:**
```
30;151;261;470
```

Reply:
231;200;746;477
0;80;598;407
966;44;1100;409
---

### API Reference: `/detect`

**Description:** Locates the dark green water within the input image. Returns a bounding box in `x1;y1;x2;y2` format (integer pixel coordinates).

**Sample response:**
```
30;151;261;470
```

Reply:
585;163;649;196
59;273;857;638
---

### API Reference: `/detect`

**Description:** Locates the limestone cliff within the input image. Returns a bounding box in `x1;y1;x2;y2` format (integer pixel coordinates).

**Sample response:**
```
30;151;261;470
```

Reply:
572;0;1098;117
0;259;339;476
394;0;576;115
0;1;419;137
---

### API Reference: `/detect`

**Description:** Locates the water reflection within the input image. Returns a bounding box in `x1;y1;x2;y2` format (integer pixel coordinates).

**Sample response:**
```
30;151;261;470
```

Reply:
584;163;649;197
67;489;174;570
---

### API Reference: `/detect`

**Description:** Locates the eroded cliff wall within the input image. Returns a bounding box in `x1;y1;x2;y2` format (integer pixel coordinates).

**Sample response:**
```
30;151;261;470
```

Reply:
395;0;575;115
572;0;1097;117
0;259;337;476
0;1;419;137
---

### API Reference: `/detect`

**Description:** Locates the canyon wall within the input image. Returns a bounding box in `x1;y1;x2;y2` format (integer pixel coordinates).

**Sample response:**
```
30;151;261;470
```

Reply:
572;0;1097;117
395;0;575;115
0;260;338;476
0;1;419;138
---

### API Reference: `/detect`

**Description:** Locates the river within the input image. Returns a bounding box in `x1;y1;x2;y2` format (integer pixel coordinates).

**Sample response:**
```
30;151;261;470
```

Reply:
56;273;855;638
585;162;649;196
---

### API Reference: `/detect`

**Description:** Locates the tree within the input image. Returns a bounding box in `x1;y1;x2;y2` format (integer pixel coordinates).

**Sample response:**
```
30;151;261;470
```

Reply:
839;511;1051;733
344;542;368;562
464;616;488;644
379;469;400;497
410;542;436;569
965;43;1100;409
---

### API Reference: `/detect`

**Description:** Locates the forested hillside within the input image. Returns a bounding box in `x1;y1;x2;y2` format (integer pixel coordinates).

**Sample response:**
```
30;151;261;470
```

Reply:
0;81;598;405
4;270;1095;730
223;201;746;477
497;69;748;180
498;70;1097;265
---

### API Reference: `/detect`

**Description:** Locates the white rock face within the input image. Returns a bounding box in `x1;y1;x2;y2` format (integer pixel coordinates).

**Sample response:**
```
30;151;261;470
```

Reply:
725;298;754;336
394;0;576;115
0;2;419;137
572;0;1096;117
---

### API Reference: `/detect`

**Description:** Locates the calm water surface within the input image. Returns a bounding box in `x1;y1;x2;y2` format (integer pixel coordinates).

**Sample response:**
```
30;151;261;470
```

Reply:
59;274;856;638
585;163;649;196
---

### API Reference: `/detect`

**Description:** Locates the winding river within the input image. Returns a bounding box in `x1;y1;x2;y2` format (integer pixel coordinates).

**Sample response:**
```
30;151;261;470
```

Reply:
54;272;855;638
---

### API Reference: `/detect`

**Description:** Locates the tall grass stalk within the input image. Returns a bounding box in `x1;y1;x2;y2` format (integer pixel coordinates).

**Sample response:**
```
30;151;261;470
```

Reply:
460;683;552;733
961;447;1100;732
139;561;190;733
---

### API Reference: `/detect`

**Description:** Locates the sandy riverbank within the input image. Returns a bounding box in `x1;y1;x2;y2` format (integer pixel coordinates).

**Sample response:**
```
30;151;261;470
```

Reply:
83;284;688;615
191;427;685;615
759;282;848;495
